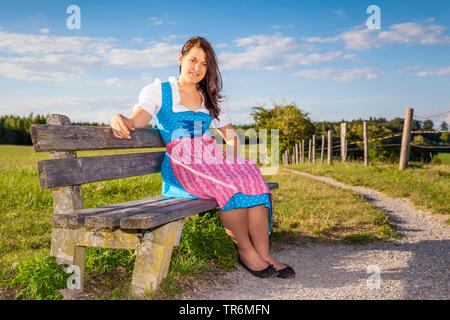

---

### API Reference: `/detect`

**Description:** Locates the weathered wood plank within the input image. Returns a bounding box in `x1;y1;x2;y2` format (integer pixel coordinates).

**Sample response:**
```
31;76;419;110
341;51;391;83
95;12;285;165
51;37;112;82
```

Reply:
38;151;165;189
120;182;279;230
30;124;165;152
84;197;192;229
52;182;279;229
52;195;173;228
120;198;219;229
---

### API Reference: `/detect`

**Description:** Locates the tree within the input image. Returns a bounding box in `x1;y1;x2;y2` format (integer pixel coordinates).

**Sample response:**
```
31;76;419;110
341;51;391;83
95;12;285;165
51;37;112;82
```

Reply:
441;121;448;132
423;119;434;130
250;102;315;155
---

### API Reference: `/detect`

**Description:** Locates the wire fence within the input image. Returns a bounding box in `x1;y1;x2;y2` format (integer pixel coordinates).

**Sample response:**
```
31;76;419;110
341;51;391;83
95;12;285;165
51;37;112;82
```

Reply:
282;109;450;169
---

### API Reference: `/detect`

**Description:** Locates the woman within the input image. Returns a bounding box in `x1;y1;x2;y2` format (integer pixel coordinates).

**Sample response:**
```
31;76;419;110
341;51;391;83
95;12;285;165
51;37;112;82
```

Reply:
111;36;294;279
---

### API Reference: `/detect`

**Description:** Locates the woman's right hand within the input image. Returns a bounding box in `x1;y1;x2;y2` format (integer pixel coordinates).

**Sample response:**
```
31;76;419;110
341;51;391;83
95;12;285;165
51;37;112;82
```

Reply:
111;113;135;139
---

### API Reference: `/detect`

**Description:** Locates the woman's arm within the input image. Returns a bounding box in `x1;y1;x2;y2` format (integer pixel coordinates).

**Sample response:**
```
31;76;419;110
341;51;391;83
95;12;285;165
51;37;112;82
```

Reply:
216;123;240;157
111;107;152;139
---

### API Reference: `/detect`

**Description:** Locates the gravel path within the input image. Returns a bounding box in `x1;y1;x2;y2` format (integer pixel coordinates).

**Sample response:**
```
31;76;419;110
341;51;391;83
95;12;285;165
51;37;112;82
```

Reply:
182;169;449;300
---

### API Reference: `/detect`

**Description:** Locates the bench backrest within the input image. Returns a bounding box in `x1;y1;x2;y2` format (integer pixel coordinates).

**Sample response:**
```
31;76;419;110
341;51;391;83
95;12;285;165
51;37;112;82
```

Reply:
30;114;166;190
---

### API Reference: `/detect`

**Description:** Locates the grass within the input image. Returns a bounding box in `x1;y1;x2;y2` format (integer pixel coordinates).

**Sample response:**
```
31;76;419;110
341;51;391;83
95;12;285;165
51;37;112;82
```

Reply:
286;158;450;216
1;144;403;300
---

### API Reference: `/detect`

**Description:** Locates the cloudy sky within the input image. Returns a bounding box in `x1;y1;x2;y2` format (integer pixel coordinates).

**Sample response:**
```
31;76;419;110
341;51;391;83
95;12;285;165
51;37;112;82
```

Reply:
0;0;449;127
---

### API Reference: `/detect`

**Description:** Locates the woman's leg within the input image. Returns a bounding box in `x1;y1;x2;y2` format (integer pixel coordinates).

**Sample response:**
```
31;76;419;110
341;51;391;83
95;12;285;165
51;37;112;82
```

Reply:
248;205;286;270
219;208;269;271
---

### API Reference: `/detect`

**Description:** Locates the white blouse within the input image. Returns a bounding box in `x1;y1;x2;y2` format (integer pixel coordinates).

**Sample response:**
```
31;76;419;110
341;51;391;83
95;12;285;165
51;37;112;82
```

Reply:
132;76;232;128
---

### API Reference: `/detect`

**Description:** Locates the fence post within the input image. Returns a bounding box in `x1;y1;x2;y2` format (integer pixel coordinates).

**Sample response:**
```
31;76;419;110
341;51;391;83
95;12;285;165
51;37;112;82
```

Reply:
341;122;347;162
327;130;333;165
312;134;316;164
363;121;369;167
399;108;414;170
301;140;305;164
320;135;325;164
308;139;312;163
295;143;299;164
291;147;295;164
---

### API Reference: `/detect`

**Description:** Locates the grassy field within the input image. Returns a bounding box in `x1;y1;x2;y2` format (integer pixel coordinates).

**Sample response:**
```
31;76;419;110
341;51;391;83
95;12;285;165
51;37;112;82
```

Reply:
287;158;450;216
1;144;403;300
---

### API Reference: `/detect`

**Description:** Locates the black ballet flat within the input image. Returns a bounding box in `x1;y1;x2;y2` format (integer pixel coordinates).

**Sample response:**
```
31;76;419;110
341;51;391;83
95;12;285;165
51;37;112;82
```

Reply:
237;256;279;279
276;265;296;279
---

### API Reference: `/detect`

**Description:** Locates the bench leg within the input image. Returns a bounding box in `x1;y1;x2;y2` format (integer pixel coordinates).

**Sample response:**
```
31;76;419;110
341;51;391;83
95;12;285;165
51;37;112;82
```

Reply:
50;228;86;292
131;219;182;296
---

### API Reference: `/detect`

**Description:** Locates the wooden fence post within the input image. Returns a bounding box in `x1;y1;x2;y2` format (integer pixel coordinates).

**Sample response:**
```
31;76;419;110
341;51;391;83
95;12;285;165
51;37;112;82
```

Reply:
363;121;369;166
312;134;316;164
308;139;312;163
327;130;332;165
301;140;305;164
399;108;414;170
291;147;295;164
341;122;347;162
320;135;325;164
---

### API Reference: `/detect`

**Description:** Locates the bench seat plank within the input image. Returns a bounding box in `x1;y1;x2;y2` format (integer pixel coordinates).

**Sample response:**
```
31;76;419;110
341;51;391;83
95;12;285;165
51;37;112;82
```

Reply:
52;195;168;227
52;182;279;230
120;182;279;230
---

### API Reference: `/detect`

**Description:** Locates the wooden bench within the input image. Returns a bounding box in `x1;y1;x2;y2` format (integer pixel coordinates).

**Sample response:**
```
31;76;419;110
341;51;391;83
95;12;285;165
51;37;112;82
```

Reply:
30;114;279;296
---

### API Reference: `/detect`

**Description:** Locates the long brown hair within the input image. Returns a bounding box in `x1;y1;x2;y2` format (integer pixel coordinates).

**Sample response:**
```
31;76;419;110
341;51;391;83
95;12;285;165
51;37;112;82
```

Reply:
179;36;224;120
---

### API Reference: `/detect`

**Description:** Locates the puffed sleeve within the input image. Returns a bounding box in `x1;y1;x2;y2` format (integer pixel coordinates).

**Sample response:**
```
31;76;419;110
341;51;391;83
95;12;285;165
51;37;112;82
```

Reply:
210;98;232;128
132;78;162;117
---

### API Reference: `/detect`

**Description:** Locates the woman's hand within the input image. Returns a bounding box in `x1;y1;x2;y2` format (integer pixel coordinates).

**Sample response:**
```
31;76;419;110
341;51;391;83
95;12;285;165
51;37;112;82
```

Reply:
111;113;135;139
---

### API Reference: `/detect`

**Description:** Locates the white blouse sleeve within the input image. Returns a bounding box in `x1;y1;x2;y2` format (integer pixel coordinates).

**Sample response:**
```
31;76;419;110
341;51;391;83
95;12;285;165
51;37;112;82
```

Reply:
210;98;232;128
132;78;162;117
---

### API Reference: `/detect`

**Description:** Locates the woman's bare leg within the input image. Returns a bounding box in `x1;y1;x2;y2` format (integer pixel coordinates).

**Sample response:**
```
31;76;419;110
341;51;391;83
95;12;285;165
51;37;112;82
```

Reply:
219;208;269;271
248;205;286;270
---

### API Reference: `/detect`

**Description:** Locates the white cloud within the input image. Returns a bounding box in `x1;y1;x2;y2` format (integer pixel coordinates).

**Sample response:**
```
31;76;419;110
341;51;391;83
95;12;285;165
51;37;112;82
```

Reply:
39;28;50;34
416;66;450;77
304;21;450;50
148;16;163;26
293;67;378;82
106;78;125;87
271;24;294;29
0;29;180;82
219;33;350;71
0;96;134;124
102;43;180;69
161;34;189;42
219;33;300;71
0;55;98;82
0;30;116;55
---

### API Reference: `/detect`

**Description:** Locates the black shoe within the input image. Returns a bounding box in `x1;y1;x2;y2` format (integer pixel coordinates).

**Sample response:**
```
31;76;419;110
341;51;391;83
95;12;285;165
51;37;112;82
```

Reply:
276;265;296;279
237;256;279;279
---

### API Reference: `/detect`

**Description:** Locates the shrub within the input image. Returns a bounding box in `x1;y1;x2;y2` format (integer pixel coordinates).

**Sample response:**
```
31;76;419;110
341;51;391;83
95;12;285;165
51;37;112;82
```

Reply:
7;253;71;300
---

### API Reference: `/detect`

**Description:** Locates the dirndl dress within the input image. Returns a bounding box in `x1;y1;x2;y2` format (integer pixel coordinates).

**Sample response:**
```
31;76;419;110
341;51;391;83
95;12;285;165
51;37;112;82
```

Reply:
156;81;273;234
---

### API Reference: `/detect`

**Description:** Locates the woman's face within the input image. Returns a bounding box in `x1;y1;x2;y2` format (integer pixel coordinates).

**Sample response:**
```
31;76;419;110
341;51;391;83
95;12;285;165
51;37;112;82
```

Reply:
178;46;208;84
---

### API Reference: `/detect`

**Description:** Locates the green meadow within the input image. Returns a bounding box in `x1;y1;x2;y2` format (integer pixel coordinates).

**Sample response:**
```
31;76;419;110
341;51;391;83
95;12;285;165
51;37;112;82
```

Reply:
1;144;405;299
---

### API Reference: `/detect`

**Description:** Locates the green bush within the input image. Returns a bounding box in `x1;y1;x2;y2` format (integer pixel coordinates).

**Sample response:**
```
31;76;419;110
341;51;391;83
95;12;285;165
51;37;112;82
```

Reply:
7;254;71;300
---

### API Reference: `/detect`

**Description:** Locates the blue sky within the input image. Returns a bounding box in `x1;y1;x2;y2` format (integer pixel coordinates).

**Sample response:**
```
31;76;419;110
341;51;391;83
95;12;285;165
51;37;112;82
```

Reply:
0;0;449;127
